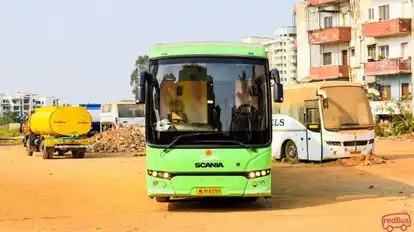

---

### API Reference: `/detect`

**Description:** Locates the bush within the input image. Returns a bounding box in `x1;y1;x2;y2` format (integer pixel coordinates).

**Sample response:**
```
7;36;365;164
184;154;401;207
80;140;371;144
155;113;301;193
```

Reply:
374;97;414;137
0;127;21;137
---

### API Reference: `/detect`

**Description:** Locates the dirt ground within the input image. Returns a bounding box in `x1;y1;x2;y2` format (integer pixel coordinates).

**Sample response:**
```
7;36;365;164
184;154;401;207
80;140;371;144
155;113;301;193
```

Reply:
1;140;414;232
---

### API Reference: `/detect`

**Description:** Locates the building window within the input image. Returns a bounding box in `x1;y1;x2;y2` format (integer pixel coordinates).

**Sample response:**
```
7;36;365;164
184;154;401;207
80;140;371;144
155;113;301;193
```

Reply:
324;16;333;28
402;83;410;99
379;5;389;20
367;44;376;60
368;8;374;20
323;52;332;65
380;85;391;100
378;45;389;58
351;48;355;56
401;42;409;58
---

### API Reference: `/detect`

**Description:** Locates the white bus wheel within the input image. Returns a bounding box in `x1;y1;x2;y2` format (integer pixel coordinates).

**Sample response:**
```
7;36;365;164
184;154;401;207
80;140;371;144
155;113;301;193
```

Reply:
284;140;298;162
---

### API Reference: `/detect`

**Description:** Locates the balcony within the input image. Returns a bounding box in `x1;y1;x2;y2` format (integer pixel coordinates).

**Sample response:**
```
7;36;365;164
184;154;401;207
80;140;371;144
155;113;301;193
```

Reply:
364;58;411;76
310;65;349;80
363;18;411;38
307;0;343;6
308;27;351;44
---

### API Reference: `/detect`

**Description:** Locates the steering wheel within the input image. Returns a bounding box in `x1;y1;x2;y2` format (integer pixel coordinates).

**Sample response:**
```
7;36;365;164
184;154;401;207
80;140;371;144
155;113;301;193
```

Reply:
232;104;259;141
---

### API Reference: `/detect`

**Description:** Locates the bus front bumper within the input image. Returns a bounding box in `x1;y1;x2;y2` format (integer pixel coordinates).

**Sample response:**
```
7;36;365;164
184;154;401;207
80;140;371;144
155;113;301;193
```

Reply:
146;175;271;198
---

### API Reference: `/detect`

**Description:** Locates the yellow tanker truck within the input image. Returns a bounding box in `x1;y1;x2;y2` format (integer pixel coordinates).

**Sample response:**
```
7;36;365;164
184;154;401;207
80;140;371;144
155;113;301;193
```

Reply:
23;106;92;159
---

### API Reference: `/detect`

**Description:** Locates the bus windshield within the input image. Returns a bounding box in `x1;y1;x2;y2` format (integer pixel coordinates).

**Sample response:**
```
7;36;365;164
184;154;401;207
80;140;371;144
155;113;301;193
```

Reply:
322;86;374;131
118;104;145;118
146;57;270;146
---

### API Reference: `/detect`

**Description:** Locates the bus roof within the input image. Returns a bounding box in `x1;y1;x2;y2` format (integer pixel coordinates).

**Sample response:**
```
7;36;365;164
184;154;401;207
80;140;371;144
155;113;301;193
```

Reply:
272;81;365;107
149;41;267;59
282;81;363;90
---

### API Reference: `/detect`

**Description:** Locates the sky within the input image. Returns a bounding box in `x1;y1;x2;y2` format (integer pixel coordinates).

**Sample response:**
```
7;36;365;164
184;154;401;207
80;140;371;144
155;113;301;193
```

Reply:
0;0;297;105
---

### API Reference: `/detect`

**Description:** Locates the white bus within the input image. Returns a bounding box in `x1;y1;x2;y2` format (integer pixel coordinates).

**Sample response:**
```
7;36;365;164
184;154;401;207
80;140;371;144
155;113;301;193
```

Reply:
271;81;375;162
100;100;145;131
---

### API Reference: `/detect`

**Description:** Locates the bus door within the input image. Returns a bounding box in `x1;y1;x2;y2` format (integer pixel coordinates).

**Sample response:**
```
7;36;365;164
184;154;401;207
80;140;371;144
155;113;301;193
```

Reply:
304;99;323;161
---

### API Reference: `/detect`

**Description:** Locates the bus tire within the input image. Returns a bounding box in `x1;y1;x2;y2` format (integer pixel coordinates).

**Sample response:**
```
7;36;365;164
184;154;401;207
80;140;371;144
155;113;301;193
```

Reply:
285;140;298;162
155;197;170;202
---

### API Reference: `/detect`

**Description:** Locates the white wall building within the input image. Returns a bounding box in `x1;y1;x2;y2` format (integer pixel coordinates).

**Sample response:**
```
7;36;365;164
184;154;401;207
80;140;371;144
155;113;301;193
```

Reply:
295;0;413;99
0;92;60;118
362;0;413;101
242;26;298;84
295;0;355;82
264;26;298;84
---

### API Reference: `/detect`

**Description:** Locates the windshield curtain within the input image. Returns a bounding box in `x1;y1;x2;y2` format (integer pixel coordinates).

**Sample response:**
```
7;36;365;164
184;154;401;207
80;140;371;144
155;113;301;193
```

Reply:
118;104;145;118
322;86;374;130
146;57;271;146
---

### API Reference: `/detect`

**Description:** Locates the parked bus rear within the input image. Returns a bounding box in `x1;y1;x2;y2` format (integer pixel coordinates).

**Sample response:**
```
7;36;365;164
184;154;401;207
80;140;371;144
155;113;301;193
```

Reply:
136;41;283;202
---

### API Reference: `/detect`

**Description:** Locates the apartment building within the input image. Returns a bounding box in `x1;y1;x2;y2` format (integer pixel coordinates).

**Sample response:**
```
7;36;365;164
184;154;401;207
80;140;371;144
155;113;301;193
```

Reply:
264;26;298;84
295;0;356;82
295;0;413;101
362;0;412;101
0;92;59;118
242;26;298;84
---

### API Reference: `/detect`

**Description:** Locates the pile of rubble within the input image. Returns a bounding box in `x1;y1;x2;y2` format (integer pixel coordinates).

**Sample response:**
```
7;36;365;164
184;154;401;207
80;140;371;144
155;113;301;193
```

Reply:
88;126;146;156
336;154;388;166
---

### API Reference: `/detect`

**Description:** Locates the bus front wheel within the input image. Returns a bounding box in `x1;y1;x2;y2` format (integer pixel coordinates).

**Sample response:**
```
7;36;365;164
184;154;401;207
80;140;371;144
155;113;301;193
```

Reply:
285;140;298;163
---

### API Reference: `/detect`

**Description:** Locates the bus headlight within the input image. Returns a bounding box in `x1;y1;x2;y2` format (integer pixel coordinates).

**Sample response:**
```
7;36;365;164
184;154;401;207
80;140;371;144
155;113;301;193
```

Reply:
147;170;172;179
246;169;271;179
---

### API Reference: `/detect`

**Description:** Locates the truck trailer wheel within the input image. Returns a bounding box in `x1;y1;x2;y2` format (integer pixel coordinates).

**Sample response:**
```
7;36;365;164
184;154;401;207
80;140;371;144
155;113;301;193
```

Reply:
42;148;54;159
26;139;33;156
72;150;86;159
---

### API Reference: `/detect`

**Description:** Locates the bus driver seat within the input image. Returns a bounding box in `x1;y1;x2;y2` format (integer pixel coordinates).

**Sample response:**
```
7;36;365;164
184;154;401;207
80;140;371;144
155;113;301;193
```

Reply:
167;100;188;122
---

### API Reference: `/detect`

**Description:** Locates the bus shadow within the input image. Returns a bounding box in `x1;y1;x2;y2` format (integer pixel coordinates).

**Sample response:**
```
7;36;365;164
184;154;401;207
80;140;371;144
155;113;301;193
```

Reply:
167;164;414;212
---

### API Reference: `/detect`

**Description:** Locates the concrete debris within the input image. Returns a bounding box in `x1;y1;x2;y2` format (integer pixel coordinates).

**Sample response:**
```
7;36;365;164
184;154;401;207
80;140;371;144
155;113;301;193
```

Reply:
87;126;146;156
336;154;387;166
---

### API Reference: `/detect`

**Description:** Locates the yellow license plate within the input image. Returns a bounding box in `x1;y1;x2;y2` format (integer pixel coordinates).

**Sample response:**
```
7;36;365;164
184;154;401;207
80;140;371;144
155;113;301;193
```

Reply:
195;188;222;196
351;150;361;154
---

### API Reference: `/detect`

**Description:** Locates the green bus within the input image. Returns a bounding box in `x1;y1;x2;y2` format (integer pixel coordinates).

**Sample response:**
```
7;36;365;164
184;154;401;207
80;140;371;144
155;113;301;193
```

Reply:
135;41;283;202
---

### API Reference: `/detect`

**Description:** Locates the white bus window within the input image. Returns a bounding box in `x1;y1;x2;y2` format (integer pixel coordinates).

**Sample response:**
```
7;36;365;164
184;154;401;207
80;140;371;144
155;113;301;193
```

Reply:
118;104;145;118
306;108;320;124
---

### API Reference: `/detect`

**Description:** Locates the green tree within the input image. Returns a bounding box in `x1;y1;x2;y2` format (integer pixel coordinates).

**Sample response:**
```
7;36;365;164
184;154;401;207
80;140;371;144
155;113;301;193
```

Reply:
130;55;149;97
2;111;17;124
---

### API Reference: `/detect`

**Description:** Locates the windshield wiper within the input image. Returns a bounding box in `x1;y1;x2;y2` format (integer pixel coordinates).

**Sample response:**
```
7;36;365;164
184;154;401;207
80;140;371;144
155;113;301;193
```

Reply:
340;123;360;126
163;132;224;153
193;139;257;152
338;123;374;130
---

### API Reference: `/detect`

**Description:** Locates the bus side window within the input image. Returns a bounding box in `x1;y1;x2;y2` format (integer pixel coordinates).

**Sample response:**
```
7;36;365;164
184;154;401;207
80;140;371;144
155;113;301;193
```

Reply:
306;108;320;125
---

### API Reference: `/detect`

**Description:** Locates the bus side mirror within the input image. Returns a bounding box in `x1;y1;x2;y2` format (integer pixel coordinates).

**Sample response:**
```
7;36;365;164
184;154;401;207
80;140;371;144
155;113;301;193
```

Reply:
270;68;283;102
317;89;328;109
135;71;148;104
322;99;328;108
